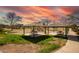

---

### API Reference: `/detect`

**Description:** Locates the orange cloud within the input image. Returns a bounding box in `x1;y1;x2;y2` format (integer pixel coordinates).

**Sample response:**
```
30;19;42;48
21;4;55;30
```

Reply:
30;6;54;16
16;6;76;24
0;6;76;24
57;7;73;15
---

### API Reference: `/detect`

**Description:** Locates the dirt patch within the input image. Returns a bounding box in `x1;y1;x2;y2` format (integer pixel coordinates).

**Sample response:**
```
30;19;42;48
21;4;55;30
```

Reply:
0;44;40;53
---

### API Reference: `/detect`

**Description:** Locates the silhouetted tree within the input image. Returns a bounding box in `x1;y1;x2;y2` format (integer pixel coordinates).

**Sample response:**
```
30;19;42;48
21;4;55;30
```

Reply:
6;12;22;30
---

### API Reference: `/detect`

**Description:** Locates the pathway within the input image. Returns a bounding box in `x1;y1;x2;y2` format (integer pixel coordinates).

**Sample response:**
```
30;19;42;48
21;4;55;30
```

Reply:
55;29;79;53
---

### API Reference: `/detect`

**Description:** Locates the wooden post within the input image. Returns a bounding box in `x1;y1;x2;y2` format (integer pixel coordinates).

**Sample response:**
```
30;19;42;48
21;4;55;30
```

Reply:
23;26;25;35
47;26;49;35
44;26;47;35
64;27;69;36
31;26;35;37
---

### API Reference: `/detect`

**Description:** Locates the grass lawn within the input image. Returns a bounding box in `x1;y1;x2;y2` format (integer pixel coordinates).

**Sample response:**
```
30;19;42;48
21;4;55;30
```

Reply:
0;33;67;53
0;34;31;45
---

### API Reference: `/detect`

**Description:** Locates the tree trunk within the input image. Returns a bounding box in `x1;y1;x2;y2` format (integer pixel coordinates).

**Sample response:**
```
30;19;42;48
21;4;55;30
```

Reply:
10;19;14;31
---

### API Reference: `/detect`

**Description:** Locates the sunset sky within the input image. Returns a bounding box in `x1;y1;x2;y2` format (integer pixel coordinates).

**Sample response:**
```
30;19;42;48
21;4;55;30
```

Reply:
0;6;79;24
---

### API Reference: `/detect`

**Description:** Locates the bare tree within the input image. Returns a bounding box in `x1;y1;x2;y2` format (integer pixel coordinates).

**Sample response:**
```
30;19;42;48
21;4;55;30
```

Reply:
67;15;79;34
39;18;51;35
67;15;79;25
6;12;22;31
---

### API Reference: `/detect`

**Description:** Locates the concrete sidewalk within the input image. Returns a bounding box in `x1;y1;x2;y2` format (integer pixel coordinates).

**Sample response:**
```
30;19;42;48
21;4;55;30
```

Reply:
55;29;79;53
55;40;79;53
